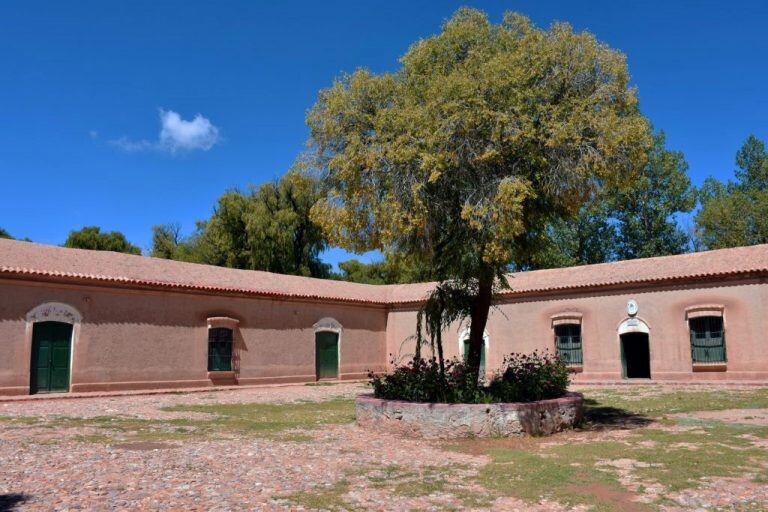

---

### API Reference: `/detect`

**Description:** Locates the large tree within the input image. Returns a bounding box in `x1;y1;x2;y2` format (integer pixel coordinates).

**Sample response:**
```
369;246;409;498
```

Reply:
63;226;142;254
158;170;331;277
150;222;208;262
613;131;694;259
529;201;617;269
307;8;651;382
0;228;12;239
530;131;694;268
333;252;432;284
696;135;768;249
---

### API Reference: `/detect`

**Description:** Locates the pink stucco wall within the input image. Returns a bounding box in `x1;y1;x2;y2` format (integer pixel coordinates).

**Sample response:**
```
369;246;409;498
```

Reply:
386;277;768;382
0;279;387;395
2;274;767;396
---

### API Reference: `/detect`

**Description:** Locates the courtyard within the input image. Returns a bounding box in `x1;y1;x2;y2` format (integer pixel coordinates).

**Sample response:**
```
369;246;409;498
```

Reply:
1;383;767;511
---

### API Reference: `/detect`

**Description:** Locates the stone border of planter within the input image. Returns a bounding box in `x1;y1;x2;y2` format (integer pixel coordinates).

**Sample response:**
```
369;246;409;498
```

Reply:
355;392;583;438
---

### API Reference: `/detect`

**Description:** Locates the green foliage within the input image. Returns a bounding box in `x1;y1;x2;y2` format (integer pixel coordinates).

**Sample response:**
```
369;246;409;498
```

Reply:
150;222;207;262
0;227;13;239
332;253;432;284
370;358;490;404
530;130;694;268
307;7;652;383
613;131;695;259
370;351;569;404
308;8;649;273
528;201;617;269
63;226;142;254
487;351;570;402
696;135;768;249
152;170;331;277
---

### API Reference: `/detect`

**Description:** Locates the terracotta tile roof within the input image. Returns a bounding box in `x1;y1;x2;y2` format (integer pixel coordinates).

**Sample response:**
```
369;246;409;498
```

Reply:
2;238;767;305
385;243;768;304
0;239;388;304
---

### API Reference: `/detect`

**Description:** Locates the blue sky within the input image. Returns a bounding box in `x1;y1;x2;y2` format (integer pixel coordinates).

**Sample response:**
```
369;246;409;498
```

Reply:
1;1;766;267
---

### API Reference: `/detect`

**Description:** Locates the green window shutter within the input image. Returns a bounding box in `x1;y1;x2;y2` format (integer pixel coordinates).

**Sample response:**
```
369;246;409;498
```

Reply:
462;339;486;374
689;316;726;363
208;328;233;371
315;331;339;379
555;324;583;365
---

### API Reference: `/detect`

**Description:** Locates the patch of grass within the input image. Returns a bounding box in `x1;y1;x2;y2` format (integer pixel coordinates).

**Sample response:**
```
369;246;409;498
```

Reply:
162;398;355;436
475;442;637;511
4;399;355;446
580;387;768;417
448;388;768;509
305;381;337;386
628;427;768;491
0;415;39;424
282;478;351;511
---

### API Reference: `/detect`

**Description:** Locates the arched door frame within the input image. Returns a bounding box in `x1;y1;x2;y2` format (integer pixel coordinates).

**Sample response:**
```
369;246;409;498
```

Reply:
616;316;652;379
313;317;342;380
458;328;490;376
25;302;82;393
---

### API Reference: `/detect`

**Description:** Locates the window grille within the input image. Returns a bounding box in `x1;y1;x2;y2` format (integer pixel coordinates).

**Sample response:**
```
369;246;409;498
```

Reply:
208;327;233;371
555;324;583;365
689;316;726;363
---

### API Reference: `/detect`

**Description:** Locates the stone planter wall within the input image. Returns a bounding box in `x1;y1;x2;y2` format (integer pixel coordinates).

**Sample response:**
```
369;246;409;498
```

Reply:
355;392;583;438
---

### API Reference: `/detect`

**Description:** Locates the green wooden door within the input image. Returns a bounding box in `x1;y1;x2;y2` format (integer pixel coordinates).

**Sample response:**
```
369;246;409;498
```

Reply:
462;339;486;376
315;331;339;380
31;321;72;394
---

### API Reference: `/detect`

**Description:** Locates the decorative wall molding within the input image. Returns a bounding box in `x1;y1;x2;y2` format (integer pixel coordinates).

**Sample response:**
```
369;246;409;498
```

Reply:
314;317;342;333
25;302;82;325
206;316;240;330
618;317;650;335
551;312;583;327
685;304;725;320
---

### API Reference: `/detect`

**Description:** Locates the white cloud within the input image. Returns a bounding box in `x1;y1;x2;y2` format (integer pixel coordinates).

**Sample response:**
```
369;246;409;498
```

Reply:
109;109;221;154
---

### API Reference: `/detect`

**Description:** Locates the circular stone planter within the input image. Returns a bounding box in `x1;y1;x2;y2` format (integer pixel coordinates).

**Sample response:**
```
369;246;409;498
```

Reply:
355;392;583;439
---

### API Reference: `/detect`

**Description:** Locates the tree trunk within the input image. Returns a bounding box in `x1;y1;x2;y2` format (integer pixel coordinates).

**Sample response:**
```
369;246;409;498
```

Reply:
466;272;493;384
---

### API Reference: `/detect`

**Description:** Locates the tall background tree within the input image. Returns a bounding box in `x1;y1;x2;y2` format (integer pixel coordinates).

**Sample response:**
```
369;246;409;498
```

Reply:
307;8;651;382
529;130;695;268
0;228;13;239
613;131;695;259
152;169;331;277
332;253;433;284
696;135;768;249
63;226;141;254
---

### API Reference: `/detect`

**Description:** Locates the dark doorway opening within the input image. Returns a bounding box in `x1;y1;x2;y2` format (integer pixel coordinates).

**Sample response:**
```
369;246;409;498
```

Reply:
620;333;651;379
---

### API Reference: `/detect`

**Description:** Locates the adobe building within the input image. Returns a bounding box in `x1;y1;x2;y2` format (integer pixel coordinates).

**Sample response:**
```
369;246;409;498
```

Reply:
1;238;767;396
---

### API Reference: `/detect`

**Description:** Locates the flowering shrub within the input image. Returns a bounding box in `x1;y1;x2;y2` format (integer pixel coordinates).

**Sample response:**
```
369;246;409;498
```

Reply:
369;350;569;404
369;357;489;404
487;351;570;402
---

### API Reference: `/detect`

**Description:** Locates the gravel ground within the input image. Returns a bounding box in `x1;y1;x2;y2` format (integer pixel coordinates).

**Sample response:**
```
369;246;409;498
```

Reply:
2;383;767;511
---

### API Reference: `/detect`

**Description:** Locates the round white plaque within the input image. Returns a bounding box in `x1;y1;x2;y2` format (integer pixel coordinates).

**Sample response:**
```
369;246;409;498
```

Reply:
626;299;638;316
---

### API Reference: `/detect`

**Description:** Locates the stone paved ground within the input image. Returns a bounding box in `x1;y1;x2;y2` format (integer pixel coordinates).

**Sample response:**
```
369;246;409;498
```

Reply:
1;383;768;511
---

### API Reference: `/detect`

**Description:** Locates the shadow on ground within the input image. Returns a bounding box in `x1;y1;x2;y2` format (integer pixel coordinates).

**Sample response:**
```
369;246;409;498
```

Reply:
0;494;30;512
581;398;652;430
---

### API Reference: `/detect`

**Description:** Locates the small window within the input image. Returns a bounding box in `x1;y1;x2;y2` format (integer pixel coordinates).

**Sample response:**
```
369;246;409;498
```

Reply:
208;327;233;371
689;316;726;363
555;324;583;366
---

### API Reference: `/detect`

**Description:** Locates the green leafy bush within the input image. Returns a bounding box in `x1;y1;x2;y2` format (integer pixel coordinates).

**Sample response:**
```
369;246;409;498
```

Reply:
487;351;570;402
369;351;569;404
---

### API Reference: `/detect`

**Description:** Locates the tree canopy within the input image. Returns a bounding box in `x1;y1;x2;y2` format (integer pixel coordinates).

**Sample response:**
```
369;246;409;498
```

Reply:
0;228;12;239
151;170;331;278
63;226;142;254
530;130;694;268
696;135;768;249
307;8;652;380
332;253;433;285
